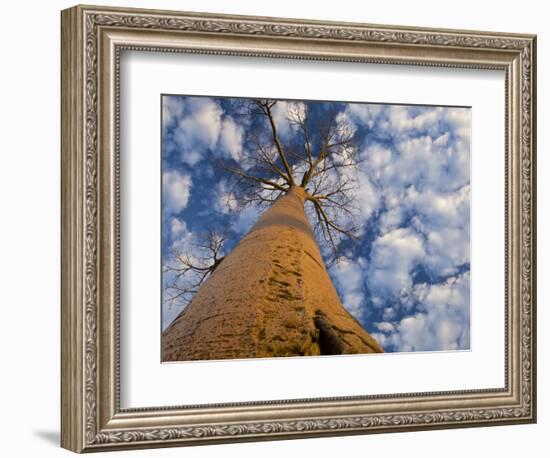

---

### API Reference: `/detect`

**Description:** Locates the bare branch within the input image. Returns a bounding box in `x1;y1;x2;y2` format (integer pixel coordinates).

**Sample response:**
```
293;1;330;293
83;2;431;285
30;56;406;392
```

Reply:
258;100;296;186
163;228;229;308
216;98;362;259
221;164;287;193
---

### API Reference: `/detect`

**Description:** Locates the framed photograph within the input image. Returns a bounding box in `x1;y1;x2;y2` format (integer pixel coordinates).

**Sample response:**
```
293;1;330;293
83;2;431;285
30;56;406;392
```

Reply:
61;4;537;453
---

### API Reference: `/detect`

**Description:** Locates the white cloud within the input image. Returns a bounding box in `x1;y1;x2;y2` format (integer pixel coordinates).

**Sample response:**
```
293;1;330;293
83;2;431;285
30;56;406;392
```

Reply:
378;205;405;233
373;272;470;352
165;97;250;165
424;227;469;276
340;104;471;346
162;170;192;214
271;101;307;140
387;105;441;134
375;321;395;333
271;102;292;139
382;307;396;321
168;217;194;253
347;103;383;129
331;257;367;320
407;185;470;227
444;108;471;141
355;172;380;223
364;143;392;173
355;106;470;194
367;227;425;304
347;103;470;140
406;185;470;276
162;96;185;129
172;97;223;165
170;217;186;238
182;98;222;148
219;116;244;161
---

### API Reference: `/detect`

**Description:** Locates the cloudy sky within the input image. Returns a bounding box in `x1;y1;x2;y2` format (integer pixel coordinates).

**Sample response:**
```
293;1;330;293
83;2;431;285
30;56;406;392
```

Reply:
161;94;471;353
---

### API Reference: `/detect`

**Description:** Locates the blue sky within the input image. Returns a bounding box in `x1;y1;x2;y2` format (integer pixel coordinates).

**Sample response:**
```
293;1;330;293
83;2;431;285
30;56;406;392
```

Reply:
161;95;471;353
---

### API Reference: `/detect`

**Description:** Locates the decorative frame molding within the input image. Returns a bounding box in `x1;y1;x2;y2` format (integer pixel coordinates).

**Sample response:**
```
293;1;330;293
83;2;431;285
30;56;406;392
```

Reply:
61;4;536;453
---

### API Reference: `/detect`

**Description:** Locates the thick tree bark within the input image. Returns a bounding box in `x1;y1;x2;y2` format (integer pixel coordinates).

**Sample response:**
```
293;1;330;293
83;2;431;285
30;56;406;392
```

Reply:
162;186;383;361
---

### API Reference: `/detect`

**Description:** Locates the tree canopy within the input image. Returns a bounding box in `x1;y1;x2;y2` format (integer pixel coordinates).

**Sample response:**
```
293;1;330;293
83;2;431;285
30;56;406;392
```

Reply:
221;99;362;256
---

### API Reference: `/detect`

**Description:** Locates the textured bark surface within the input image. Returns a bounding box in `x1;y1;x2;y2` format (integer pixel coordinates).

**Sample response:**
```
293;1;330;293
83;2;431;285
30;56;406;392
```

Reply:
162;186;382;361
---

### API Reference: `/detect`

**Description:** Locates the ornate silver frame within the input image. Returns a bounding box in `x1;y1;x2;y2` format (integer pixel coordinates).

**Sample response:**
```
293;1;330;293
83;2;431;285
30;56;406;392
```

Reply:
61;4;537;453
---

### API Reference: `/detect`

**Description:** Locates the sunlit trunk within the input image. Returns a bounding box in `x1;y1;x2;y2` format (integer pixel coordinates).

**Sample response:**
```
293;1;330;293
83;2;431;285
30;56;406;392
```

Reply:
162;186;383;361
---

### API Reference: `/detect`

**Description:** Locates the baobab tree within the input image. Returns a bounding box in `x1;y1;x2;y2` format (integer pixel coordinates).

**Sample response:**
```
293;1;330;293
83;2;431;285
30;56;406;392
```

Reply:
162;99;383;361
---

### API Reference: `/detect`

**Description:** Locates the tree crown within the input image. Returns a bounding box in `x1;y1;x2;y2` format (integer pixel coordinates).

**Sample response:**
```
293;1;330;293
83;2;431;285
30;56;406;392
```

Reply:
222;99;362;256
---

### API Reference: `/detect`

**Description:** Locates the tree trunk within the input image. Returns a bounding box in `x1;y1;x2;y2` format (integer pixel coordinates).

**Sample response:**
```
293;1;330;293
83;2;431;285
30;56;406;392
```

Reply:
162;186;383;361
